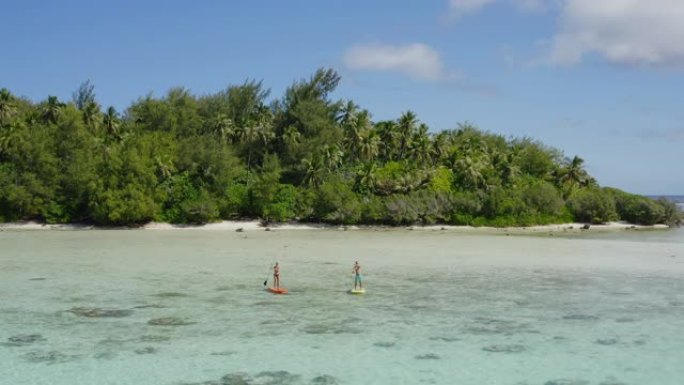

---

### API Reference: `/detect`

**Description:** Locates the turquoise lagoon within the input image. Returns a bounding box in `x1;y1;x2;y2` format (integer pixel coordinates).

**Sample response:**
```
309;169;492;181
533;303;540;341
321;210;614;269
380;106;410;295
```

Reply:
1;228;683;385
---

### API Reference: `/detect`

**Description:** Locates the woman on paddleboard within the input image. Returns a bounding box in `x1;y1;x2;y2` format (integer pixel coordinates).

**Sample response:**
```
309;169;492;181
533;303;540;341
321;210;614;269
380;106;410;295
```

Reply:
352;261;362;290
273;262;280;288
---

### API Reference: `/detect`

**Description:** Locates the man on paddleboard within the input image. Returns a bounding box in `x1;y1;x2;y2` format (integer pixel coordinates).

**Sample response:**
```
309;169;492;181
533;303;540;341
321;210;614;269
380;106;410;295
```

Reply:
352;261;362;289
273;262;280;288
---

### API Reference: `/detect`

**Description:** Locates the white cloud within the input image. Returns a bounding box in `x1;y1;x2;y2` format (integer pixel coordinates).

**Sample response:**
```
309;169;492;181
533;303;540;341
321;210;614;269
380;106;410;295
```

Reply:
448;0;497;17
343;43;447;81
448;0;546;18
549;0;684;66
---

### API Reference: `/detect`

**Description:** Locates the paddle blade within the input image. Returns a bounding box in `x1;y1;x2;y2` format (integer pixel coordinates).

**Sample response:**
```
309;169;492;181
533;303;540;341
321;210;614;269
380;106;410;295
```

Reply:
263;279;268;286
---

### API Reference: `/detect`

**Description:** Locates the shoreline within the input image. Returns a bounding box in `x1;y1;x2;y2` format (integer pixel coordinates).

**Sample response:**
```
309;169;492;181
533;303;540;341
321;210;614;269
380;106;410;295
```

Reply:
0;220;671;233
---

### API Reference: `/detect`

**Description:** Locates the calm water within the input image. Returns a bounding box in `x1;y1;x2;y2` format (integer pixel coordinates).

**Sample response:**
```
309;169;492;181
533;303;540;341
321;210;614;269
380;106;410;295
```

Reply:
1;228;684;385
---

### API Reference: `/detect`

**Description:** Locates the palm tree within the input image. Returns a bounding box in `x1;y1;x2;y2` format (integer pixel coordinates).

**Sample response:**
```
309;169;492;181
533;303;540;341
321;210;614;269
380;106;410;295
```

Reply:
453;155;487;190
431;131;450;166
557;155;589;198
102;106;120;138
208;113;234;142
375;120;398;161
82;101;101;131
342;109;370;163
282;125;301;149
241;117;274;170
321;144;344;171
0;88;17;124
41;95;64;124
302;156;325;187
499;152;521;186
410;123;432;165
358;131;380;162
155;155;176;180
564;156;587;184
355;162;377;193
450;137;491;191
396;111;417;160
337;100;358;126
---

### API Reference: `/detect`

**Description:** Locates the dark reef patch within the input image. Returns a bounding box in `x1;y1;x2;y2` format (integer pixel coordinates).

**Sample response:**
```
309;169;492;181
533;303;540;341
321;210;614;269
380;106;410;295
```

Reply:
5;334;46;346
482;344;526;353
154;292;189;298
68;307;133;318
182;371;338;385
373;341;396;348
147;317;196;326
302;322;361;335
464;317;538;335
22;350;76;364
562;314;599;321
134;346;157;354
310;375;339;385
133;304;166;309
139;335;171;343
544;380;590;385
428;336;460;342
595;338;619;346
415;353;440;360
210;351;236;356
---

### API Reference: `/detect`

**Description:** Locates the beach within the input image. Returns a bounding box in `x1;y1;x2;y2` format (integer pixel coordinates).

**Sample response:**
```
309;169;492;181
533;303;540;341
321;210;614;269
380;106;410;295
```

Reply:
0;219;671;233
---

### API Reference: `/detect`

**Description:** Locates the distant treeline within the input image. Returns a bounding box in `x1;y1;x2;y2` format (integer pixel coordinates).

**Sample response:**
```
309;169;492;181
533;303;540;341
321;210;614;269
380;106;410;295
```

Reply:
0;69;681;227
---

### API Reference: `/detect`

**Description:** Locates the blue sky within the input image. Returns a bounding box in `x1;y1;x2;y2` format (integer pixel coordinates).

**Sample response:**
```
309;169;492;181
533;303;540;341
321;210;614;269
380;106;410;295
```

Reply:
2;0;683;194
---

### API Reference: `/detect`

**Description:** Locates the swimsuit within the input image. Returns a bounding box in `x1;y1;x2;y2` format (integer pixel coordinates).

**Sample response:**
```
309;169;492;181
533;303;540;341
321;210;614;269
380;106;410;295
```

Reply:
354;273;362;285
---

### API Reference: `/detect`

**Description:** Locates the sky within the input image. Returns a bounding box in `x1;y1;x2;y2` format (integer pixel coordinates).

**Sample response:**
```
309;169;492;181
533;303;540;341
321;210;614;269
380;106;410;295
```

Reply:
1;0;683;194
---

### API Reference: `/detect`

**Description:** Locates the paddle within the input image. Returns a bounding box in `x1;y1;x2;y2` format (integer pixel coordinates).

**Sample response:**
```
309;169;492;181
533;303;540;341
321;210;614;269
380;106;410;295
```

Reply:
263;267;270;287
263;257;276;287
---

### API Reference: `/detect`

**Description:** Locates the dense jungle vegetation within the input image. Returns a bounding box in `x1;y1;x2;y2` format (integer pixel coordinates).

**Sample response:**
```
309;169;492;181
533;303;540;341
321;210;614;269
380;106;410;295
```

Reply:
0;69;680;227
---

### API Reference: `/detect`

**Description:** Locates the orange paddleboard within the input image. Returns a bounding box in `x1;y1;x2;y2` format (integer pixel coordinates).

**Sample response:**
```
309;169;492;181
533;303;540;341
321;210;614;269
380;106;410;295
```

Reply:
267;287;288;294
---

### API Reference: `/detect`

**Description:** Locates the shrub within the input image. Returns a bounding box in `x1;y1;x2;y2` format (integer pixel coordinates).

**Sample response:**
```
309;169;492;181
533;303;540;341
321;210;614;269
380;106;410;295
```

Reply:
621;197;665;226
482;187;525;218
221;182;249;218
605;187;676;226
567;189;617;224
655;198;682;227
89;184;158;226
262;184;298;222
312;176;361;224
522;181;564;217
179;189;219;224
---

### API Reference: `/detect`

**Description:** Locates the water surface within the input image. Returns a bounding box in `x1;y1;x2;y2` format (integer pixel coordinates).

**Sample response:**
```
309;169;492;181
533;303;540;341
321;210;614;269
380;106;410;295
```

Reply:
1;228;683;385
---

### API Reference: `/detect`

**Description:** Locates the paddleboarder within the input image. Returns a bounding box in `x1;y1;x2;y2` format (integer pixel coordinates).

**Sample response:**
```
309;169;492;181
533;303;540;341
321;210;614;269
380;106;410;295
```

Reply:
273;262;281;289
352;261;362;290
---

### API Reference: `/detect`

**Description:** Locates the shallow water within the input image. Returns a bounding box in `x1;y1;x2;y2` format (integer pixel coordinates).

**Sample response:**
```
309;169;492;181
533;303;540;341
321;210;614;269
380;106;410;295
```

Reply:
1;228;683;385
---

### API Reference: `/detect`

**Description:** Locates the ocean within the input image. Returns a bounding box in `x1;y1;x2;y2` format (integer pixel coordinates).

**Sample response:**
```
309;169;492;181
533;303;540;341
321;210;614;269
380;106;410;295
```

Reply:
1;228;683;385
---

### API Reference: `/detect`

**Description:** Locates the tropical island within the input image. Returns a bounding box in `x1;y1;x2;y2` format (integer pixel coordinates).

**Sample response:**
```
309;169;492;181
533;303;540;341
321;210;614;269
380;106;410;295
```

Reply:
0;69;681;228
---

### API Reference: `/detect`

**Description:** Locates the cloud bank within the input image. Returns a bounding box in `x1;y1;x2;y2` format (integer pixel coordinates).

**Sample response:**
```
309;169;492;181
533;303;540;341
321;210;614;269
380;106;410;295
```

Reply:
343;43;447;81
448;0;544;18
449;0;684;67
549;0;684;67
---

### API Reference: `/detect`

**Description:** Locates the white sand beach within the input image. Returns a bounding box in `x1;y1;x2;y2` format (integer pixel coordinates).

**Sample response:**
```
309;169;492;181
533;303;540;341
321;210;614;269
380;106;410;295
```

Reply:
0;220;670;233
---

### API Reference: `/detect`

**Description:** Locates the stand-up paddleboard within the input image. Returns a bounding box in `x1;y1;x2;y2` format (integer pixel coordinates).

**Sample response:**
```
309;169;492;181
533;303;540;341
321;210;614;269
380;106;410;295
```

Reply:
267;287;288;294
349;288;365;295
